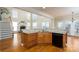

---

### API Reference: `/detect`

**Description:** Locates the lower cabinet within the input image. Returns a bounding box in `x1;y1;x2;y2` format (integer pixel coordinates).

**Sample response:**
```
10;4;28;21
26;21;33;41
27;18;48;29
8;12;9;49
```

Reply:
21;33;37;48
37;32;52;44
21;32;67;49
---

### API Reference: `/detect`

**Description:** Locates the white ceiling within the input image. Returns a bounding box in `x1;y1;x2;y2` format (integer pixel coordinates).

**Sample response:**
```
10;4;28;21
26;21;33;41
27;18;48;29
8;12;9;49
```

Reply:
32;7;79;17
17;7;53;18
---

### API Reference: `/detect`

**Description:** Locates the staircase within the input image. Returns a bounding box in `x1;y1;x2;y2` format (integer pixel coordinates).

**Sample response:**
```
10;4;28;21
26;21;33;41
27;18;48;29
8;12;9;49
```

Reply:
0;21;13;50
0;21;12;40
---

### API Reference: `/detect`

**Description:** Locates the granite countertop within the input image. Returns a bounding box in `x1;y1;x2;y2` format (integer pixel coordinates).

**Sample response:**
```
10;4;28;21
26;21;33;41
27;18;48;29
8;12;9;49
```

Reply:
48;29;66;34
22;29;67;34
23;30;38;34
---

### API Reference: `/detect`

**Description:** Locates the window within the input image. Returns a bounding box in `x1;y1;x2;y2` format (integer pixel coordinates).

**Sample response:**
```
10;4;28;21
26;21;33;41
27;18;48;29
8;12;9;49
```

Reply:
58;22;63;29
31;14;38;29
42;22;49;29
25;13;31;21
58;21;71;35
32;22;37;29
26;22;30;30
58;21;71;30
12;9;18;18
24;12;31;30
32;14;38;21
72;20;79;35
12;22;18;31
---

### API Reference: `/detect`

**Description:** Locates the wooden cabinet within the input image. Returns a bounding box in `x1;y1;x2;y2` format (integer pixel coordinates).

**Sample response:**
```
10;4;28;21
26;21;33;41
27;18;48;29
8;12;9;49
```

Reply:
37;32;44;44
21;33;37;48
63;33;67;48
21;32;67;49
37;32;52;44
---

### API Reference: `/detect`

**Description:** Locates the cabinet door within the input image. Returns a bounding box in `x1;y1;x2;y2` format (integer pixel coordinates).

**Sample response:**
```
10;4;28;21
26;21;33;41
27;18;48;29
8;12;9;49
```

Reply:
21;33;27;47
37;33;45;44
27;33;37;42
44;33;52;43
27;33;37;48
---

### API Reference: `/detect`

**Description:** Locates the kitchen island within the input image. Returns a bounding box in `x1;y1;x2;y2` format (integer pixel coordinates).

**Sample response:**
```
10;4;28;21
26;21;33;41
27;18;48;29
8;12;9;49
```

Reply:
20;29;67;49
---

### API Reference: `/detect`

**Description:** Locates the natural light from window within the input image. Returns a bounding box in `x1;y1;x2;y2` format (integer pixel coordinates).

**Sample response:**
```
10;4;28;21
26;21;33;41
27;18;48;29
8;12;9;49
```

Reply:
12;22;18;31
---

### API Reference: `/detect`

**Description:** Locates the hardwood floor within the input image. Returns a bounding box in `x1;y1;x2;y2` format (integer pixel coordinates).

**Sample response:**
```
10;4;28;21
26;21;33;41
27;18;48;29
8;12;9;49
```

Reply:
66;36;79;51
3;44;64;52
1;33;79;52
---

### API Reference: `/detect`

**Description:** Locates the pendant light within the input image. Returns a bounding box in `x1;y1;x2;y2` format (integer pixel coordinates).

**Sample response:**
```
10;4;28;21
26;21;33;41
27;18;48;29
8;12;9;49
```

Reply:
72;11;74;22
